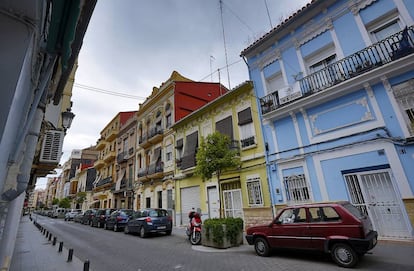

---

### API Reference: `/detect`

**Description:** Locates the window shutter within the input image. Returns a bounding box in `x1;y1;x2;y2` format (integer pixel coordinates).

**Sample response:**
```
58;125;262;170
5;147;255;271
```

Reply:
40;130;64;163
238;107;252;125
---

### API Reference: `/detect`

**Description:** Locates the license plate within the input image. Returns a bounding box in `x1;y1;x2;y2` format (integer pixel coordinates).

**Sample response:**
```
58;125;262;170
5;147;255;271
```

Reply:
157;226;166;229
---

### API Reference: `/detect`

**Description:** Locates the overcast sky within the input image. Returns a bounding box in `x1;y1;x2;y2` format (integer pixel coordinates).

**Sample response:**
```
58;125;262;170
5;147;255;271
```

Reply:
37;0;310;189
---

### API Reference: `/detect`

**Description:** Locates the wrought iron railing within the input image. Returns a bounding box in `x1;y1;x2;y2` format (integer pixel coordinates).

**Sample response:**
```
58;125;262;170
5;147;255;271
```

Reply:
260;26;414;115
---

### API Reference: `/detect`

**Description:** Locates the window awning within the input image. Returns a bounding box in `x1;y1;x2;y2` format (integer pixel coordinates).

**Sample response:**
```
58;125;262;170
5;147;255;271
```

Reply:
238;107;252;125
115;169;125;191
216;116;233;139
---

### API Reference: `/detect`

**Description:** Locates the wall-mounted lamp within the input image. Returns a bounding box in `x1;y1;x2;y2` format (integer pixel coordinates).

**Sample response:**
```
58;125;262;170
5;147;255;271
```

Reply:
61;109;75;132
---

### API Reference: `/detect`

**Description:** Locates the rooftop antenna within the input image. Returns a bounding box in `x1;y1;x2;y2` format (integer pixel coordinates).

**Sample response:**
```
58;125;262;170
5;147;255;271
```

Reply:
219;0;231;90
264;0;273;28
210;55;215;82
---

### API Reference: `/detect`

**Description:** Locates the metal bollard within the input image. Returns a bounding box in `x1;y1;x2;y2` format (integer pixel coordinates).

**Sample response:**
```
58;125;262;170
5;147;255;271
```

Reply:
46;231;49;238
48;233;52;241
52;237;57;246
67;248;74;262
58;242;63;252
83;259;90;271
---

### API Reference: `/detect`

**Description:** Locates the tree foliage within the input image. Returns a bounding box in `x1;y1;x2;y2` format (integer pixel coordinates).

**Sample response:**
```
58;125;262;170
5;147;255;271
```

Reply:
195;132;240;181
58;197;71;209
76;192;87;204
52;198;59;205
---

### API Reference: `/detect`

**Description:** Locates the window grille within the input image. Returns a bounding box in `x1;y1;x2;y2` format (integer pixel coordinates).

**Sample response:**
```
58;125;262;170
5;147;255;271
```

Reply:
283;174;310;203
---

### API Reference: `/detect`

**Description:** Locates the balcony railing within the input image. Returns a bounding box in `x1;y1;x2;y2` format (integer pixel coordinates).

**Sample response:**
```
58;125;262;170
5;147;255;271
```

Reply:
241;136;255;148
147;161;164;175
116;151;128;163
137;168;147;178
260;26;414;115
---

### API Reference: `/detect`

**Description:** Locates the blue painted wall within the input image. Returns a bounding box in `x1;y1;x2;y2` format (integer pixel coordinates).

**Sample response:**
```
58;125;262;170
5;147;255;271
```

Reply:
403;0;414;21
359;0;396;25
334;12;366;55
320;150;390;200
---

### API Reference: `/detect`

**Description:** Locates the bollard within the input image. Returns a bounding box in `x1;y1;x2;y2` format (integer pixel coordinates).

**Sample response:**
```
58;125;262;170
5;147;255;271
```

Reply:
52;237;57;246
58;242;63;253
46;231;49;238
48;233;52;241
83;259;90;271
67;248;74;262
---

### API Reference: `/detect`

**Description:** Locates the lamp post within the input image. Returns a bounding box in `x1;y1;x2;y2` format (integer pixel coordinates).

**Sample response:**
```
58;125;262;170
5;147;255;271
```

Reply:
61;109;75;132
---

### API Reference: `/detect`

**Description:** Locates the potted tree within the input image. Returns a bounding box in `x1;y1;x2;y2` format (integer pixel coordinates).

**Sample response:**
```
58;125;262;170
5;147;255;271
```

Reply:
202;217;244;248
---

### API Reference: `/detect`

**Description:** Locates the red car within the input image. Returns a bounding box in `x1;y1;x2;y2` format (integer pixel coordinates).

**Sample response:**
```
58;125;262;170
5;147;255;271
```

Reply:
245;201;378;268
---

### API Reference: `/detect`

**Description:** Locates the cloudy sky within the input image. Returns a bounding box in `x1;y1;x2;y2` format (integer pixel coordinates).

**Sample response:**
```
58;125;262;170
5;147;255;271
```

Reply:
37;0;310;188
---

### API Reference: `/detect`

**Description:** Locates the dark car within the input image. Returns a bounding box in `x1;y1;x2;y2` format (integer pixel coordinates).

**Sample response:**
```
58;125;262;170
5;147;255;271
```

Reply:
80;209;97;225
245;201;378;268
124;208;172;238
91;208;116;228
105;209;133;232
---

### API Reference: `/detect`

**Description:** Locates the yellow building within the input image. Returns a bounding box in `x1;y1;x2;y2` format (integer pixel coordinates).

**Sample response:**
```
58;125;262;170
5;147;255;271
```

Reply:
93;111;136;208
135;71;227;223
172;81;273;228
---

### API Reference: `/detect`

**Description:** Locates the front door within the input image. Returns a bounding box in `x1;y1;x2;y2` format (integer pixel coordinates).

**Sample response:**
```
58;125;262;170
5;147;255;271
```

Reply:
207;186;219;219
344;169;411;239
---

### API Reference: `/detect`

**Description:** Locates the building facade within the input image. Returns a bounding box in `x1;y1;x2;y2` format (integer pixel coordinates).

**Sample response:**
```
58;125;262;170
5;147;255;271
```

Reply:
93;111;136;209
241;0;414;240
135;71;228;224
173;81;273;227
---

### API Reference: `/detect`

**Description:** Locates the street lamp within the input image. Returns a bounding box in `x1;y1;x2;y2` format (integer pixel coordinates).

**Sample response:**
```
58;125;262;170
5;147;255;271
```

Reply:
61;109;75;132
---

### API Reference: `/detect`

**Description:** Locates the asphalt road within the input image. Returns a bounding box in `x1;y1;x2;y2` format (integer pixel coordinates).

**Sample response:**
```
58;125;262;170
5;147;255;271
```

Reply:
34;215;414;271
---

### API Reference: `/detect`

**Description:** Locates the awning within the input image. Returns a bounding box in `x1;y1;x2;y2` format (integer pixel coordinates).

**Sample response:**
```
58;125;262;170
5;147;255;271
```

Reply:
115;169;125;191
88;200;100;206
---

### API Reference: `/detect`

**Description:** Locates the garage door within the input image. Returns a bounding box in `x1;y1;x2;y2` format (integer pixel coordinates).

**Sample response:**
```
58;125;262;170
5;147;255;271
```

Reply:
181;186;200;225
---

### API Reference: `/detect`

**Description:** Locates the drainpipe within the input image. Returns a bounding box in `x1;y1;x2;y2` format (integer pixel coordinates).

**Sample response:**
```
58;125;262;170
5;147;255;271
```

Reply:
2;55;56;202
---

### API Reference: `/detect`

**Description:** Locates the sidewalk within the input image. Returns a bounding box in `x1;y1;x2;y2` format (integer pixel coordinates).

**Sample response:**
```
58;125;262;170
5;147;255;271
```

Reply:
10;215;90;271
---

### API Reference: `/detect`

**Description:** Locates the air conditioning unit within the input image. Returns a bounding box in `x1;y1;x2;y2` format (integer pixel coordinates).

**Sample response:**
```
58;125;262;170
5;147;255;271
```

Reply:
39;130;64;163
278;82;302;105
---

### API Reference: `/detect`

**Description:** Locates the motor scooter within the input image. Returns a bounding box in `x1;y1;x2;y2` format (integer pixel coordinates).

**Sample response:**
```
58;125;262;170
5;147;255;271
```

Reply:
186;211;202;245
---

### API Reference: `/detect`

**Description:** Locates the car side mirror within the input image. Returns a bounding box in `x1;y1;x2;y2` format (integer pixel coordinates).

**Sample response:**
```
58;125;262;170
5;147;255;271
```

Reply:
274;220;282;225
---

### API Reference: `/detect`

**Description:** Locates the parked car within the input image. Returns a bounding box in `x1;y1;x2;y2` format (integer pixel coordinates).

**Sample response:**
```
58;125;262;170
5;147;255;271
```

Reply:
73;212;84;223
245;201;378;268
64;209;82;221
91;208;116;228
52;208;67;218
124;208;172;237
80;209;97;225
105;209;133;232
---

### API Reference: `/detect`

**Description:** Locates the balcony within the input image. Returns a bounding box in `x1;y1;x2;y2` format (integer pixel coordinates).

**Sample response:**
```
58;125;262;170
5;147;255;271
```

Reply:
138;134;151;148
260;26;414;115
106;129;117;141
94;159;105;169
96;138;106;150
148;126;163;144
147;161;164;179
103;151;115;162
241;136;255;148
137;167;148;181
117;151;128;163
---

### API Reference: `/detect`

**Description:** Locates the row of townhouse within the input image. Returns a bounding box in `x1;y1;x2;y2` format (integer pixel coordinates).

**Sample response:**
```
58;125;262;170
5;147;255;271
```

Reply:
241;0;414;240
46;0;414;241
81;71;273;228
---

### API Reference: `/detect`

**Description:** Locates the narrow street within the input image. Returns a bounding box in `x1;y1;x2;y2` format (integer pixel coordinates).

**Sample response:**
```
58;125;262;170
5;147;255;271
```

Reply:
33;215;414;271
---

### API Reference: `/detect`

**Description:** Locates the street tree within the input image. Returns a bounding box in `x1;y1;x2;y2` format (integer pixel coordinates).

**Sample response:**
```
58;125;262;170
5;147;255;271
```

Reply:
195;131;240;217
58;197;71;209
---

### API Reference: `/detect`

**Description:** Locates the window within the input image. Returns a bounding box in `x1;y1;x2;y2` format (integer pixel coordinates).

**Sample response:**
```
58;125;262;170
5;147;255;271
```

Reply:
278;207;306;224
246;177;263;206
309;54;336;73
216;116;233;140
166;113;172;128
392;79;414;135
283;174;310;203
238;107;256;148
166;144;173;162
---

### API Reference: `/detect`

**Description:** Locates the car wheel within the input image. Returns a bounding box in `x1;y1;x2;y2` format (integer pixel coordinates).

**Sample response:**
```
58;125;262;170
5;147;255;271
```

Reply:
124;225;129;234
331;243;358;268
140;226;147;238
166;230;172;236
254;237;270;257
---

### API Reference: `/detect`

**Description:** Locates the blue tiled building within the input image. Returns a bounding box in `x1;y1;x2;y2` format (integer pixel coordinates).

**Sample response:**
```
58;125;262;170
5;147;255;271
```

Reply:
241;0;414;240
